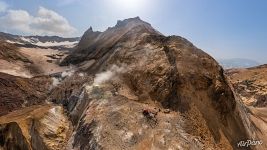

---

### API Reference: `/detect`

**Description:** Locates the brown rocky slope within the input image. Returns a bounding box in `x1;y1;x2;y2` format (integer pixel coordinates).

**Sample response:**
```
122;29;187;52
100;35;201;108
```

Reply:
0;72;51;116
0;41;31;63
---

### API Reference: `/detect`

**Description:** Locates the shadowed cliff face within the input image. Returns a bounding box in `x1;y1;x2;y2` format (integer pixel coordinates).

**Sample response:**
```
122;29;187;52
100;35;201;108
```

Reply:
0;122;30;150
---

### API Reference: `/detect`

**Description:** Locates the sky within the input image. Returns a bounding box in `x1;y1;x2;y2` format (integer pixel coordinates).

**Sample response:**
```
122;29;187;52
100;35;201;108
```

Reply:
0;0;266;63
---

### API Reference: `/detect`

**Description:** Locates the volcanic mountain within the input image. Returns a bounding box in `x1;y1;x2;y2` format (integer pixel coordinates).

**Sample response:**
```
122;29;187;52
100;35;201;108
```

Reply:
0;17;263;149
58;17;254;149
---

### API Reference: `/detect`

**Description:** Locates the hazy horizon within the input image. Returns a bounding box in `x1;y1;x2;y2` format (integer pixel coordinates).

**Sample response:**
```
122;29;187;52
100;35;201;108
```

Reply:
0;0;266;63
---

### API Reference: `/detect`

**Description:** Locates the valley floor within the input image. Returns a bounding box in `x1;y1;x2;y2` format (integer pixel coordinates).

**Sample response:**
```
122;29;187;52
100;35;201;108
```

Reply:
0;47;69;78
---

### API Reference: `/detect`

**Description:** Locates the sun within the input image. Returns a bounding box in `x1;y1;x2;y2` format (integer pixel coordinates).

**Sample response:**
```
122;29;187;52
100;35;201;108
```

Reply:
112;0;148;12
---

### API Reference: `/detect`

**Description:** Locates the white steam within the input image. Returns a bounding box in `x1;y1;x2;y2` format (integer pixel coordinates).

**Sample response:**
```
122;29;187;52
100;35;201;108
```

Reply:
50;68;76;89
93;65;126;86
61;69;75;78
51;77;60;87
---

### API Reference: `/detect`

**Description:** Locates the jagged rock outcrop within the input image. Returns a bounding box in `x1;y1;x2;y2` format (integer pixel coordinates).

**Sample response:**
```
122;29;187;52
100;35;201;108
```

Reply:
76;27;102;51
49;72;93;125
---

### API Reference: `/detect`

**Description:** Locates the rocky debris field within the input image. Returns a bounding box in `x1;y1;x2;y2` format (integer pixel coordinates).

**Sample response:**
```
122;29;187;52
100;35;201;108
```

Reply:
227;65;267;107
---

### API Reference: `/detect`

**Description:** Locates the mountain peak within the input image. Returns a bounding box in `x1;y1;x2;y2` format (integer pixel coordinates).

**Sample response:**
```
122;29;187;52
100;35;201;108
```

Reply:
76;26;102;50
85;26;98;33
115;16;150;28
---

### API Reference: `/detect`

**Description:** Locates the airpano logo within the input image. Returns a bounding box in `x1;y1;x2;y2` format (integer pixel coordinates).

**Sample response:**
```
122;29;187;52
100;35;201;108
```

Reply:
237;140;263;147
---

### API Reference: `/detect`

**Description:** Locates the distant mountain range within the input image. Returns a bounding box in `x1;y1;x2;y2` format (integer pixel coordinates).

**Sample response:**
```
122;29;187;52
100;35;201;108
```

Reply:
0;32;80;50
218;58;260;69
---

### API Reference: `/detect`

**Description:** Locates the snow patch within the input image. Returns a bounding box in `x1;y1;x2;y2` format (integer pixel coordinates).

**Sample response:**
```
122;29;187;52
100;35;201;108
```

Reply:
61;69;75;78
52;77;60;87
34;41;78;47
6;40;23;45
20;37;79;47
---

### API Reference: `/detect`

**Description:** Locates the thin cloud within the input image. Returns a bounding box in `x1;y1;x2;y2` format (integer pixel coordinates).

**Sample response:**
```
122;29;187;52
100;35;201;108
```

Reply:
0;6;76;36
56;0;81;6
0;1;8;12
